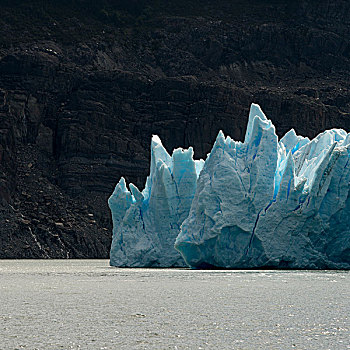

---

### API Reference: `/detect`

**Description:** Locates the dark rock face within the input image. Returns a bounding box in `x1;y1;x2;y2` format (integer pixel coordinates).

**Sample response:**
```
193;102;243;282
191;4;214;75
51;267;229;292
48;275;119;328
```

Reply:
0;0;349;258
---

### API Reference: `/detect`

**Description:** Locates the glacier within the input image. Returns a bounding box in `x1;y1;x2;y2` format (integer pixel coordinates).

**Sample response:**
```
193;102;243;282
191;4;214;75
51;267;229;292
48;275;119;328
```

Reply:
175;104;350;269
109;136;204;267
109;103;350;269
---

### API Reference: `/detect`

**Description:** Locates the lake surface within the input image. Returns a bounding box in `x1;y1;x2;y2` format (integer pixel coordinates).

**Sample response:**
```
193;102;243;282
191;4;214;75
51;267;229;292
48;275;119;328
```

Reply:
0;260;349;350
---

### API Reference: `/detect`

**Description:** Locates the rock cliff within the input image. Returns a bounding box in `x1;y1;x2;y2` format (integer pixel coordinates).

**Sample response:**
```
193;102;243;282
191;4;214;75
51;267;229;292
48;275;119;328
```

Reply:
0;0;349;258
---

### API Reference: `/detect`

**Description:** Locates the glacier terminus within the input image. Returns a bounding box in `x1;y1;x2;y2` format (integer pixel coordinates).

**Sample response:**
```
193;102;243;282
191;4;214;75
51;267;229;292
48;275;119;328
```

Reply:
109;136;204;267
109;104;350;269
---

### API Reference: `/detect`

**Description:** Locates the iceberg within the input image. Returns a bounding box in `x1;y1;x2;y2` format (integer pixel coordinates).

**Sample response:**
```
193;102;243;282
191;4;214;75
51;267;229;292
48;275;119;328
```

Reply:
109;136;204;267
109;103;350;269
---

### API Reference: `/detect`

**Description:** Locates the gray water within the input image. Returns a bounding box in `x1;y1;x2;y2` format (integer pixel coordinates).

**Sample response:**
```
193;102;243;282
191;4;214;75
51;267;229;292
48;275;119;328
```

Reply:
0;260;349;350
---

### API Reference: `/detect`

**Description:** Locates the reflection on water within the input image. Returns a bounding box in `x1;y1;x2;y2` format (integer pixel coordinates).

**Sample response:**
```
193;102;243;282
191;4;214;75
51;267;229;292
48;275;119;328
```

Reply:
0;260;349;350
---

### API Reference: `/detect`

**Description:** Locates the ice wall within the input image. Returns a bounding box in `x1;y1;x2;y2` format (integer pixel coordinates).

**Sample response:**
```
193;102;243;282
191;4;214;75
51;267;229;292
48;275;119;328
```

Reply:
110;104;350;269
109;136;203;267
175;104;350;269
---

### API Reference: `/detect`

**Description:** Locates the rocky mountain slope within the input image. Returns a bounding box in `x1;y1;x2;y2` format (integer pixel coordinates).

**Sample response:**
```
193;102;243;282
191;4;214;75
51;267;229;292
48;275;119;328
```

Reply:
0;0;349;258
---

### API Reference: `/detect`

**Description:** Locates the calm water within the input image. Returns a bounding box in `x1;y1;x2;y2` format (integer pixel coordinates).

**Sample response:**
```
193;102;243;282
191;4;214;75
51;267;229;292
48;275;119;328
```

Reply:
0;260;349;350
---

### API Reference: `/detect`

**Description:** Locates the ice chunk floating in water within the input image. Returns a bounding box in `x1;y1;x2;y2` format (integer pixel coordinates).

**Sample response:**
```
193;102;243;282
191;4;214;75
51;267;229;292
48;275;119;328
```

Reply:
110;104;350;269
109;136;203;267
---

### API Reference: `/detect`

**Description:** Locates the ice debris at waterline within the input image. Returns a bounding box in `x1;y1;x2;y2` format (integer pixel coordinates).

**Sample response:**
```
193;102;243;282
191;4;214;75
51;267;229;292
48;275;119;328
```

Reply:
109;104;350;269
109;136;204;267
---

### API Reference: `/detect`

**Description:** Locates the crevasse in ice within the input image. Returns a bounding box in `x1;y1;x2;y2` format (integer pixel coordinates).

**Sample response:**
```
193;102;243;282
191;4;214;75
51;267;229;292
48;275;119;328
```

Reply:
110;104;350;269
109;136;204;267
175;104;350;269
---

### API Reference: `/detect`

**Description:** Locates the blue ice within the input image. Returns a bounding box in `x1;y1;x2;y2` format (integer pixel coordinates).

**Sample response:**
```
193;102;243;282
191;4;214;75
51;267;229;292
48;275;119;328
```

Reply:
110;104;350;269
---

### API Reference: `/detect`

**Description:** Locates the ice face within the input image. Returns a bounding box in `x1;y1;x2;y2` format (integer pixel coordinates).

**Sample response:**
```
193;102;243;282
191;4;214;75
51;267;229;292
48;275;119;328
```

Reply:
109;136;203;267
175;104;350;269
110;103;350;269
